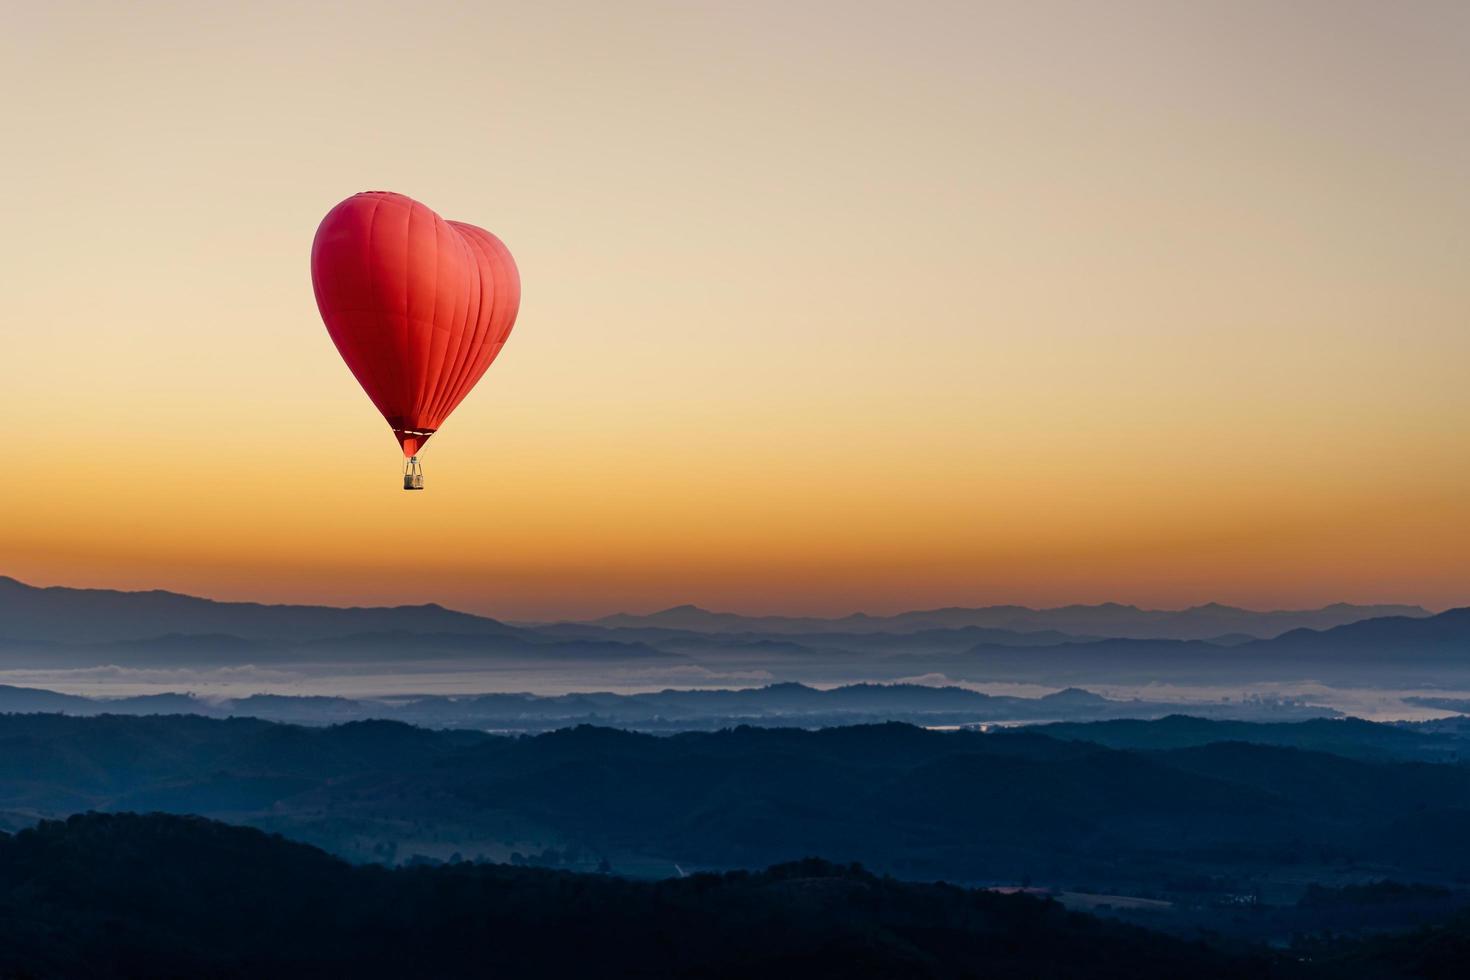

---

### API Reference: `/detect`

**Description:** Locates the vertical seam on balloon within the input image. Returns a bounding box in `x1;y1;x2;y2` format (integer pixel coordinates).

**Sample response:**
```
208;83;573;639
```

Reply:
426;210;451;425
430;222;474;426
438;230;501;422
416;209;441;425
442;229;491;422
464;234;513;411
464;234;518;406
427;228;489;424
427;229;478;426
404;201;419;426
362;197;395;429
492;236;520;351
425;225;459;426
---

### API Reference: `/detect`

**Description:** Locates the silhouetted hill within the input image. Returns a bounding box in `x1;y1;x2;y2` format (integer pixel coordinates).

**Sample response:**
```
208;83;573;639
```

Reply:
1314;904;1470;978
0;680;1338;729
0;684;93;714
0;812;1289;979
1032;716;1469;762
1246;608;1470;660
4;714;1470;889
297;630;676;660
0;575;522;644
535;621;1100;651
587;600;1430;640
929;608;1470;685
1;576;1453;687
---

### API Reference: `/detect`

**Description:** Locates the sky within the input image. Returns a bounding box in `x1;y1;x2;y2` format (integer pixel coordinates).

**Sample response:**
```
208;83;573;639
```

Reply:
1;0;1467;620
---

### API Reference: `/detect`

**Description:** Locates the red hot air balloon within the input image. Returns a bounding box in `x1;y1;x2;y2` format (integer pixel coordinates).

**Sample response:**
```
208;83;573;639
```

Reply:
311;191;521;490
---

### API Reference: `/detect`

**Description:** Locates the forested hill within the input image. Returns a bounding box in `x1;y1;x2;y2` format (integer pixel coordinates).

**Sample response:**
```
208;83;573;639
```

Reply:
6;714;1470;891
0;812;1285;980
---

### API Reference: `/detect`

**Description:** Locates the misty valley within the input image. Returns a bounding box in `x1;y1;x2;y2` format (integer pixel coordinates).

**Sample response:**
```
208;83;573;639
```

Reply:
2;577;1470;976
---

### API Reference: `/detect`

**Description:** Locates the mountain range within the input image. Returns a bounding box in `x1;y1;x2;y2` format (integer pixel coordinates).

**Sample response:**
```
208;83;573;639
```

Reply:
585;600;1432;640
2;576;1466;687
1;575;1429;645
0;680;1339;730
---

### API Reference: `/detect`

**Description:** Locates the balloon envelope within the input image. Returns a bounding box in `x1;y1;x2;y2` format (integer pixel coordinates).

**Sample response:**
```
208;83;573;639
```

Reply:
311;191;520;456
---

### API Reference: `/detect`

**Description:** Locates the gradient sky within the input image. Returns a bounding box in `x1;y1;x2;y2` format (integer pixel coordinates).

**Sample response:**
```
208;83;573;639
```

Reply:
2;1;1467;619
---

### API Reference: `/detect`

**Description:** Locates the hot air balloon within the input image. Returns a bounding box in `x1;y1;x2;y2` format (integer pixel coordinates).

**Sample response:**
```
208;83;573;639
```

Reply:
310;191;521;490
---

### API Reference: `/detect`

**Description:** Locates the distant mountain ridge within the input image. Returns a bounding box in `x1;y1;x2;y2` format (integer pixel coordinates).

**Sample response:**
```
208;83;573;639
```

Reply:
1;575;1432;647
585;599;1432;640
1261;608;1470;654
0;575;517;644
931;606;1470;684
1;576;1459;684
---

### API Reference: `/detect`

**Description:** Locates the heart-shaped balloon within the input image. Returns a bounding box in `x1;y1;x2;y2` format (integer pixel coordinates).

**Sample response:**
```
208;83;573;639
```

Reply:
311;191;520;457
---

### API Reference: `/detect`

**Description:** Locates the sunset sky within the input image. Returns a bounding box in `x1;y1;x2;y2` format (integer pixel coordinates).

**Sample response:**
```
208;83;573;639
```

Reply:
2;0;1467;619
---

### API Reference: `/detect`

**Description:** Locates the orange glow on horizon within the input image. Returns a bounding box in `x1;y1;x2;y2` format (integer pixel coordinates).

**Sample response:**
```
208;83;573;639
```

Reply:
2;1;1468;619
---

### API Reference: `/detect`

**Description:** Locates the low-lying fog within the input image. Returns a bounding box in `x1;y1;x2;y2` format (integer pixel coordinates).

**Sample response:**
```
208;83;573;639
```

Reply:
2;662;1461;722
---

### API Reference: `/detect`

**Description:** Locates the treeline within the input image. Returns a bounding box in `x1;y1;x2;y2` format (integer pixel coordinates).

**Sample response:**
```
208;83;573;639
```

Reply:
8;714;1470;888
0;812;1284;980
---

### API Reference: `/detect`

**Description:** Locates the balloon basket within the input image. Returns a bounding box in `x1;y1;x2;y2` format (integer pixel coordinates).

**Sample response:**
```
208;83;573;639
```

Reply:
403;456;424;491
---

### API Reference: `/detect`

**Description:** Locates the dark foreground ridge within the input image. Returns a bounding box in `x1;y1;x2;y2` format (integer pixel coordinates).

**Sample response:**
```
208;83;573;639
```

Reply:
6;713;1470;893
0;812;1280;980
